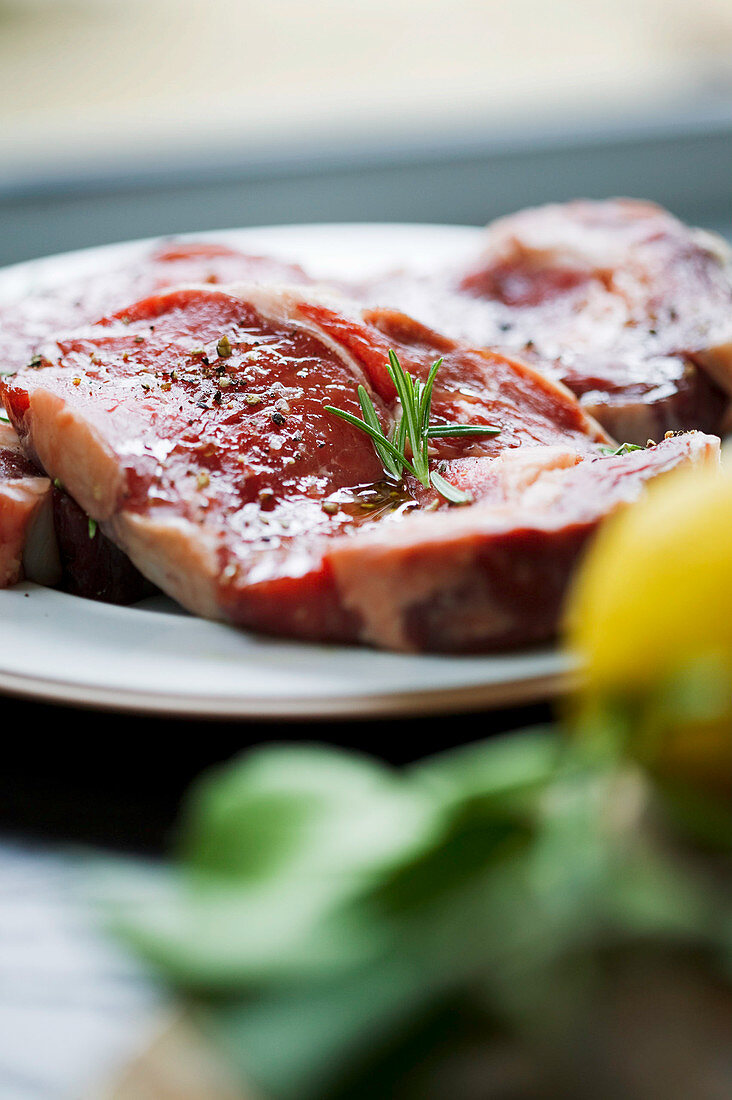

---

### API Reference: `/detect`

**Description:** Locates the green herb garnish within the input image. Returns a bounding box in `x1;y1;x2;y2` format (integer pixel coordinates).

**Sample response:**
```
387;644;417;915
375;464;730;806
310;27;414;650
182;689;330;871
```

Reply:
88;517;97;539
325;350;499;505
600;442;644;457
0;408;9;424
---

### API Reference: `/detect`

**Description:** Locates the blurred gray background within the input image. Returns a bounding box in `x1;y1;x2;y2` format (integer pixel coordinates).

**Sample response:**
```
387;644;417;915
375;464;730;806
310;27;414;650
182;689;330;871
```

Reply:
1;0;731;266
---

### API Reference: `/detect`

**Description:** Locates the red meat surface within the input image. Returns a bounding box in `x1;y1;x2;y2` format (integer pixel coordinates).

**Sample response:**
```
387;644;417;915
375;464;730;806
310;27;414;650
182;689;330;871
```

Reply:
0;240;310;377
361;200;732;443
2;283;717;650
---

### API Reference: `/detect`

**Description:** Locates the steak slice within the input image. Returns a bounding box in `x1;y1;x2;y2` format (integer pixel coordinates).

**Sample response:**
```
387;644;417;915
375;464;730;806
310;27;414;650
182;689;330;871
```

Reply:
0;283;714;651
50;484;155;604
361;200;732;443
0;241;311;597
325;433;719;651
0;423;57;587
0;240;310;377
0;423;151;600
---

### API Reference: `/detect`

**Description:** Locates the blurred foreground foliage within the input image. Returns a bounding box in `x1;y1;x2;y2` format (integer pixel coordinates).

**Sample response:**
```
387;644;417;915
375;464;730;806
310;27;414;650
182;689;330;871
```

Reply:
102;729;731;1100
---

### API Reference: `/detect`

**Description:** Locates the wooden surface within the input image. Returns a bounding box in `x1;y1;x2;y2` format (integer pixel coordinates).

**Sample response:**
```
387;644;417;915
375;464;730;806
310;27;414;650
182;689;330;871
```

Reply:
97;1014;245;1100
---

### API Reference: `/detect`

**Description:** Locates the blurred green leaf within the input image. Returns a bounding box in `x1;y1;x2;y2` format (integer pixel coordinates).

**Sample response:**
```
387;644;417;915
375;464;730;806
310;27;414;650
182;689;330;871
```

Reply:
199;954;444;1100
99;729;732;1099
105;866;383;988
413;728;557;806
180;745;440;882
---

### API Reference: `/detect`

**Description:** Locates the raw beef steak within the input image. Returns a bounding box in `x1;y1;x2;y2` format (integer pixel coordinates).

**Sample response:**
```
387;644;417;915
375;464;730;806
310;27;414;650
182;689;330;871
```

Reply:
0;423;56;587
0;423;152;600
1;283;715;651
0;240;310;377
360;200;732;443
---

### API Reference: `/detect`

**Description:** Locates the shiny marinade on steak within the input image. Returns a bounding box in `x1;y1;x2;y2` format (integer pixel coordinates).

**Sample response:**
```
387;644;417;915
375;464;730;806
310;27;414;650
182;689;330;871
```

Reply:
0;241;311;378
0;242;311;601
359;199;732;444
1;281;718;651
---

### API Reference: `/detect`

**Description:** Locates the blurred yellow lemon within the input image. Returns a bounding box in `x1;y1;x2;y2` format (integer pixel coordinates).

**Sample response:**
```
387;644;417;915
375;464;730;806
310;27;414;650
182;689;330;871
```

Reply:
565;454;732;793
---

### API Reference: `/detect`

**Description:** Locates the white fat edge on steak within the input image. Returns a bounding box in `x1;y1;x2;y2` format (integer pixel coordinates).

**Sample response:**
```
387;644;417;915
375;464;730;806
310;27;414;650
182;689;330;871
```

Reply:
323;433;720;650
2;282;407;616
107;282;404;614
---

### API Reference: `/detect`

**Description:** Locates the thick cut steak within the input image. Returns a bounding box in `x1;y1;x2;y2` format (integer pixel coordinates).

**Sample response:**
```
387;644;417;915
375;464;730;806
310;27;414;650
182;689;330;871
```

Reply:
0;425;151;600
0;241;311;596
0;241;310;377
0;423;56;587
326;433;718;650
1;284;715;651
361;200;732;443
50;485;155;604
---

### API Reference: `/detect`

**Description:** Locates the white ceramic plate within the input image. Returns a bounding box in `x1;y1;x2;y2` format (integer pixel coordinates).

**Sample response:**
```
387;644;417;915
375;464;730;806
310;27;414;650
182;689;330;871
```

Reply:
0;225;574;718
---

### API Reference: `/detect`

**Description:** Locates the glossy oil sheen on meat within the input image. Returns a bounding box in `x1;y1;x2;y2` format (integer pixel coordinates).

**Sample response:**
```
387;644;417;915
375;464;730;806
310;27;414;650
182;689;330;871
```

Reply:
2;282;718;651
360;200;732;443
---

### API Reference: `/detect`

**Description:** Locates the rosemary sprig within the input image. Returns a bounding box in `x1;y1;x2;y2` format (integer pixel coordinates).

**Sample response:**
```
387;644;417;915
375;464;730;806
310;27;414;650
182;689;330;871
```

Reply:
599;442;644;457
325;350;500;505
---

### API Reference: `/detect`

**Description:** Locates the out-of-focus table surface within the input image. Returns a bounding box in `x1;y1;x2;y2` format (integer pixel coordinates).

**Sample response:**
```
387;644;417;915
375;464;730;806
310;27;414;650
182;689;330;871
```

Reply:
0;844;161;1100
0;696;552;1098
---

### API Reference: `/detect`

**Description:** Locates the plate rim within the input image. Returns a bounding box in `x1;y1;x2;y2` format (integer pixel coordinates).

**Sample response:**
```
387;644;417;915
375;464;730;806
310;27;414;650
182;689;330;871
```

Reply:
0;666;573;720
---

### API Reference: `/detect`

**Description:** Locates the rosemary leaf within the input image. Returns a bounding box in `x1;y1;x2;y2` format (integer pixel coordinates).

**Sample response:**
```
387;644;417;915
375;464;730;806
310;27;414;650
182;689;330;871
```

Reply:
323;405;419;478
358;385;401;479
388;351;427;486
431;471;473;505
325;350;501;505
418;358;442;438
599;442;644;457
426;424;501;438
